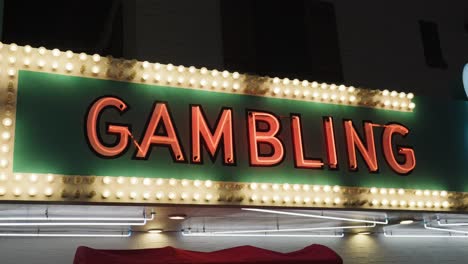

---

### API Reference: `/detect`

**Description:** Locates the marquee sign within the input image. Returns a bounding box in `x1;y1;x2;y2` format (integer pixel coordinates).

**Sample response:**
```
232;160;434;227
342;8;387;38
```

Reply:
0;43;467;211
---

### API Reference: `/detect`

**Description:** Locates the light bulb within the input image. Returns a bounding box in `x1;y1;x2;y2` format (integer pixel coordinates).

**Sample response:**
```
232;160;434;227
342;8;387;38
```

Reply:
204;180;213;188
52;49;61;57
2;118;12;127
2;131;11;141
65;50;73;58
13;188;21;196
92;54;100;62
117;177;125;184
130;177;138;185
79;53;87;61
46;174;54;183
91;66;100;74
142;192;150;200
143;178;151;186
29;174;38;183
102;176;111;185
24;45;32;53
38;47;46;55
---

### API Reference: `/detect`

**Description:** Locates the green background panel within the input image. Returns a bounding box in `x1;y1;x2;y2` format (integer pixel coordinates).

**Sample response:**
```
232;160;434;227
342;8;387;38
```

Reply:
12;71;468;191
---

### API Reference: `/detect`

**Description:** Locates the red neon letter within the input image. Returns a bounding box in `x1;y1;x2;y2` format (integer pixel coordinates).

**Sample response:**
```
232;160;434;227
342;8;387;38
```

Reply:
382;124;416;174
247;111;284;166
136;103;185;161
86;96;130;157
323;117;338;169
291;115;323;169
344;120;378;172
191;106;234;164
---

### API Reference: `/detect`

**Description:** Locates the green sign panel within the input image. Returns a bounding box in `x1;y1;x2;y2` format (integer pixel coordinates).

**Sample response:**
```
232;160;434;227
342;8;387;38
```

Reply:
13;71;468;191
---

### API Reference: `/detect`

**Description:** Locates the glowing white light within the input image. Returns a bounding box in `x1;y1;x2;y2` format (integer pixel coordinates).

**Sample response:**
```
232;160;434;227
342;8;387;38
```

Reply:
28;188;37;197
23;58;30;66
24;45;32;53
38;47;46;55
91;66;100;74
0;145;8;153
102;190;110;198
92;54;100;62
52;49;60;57
129;191;137;199
409;102;416;109
0;232;131;238
169;178;177;186
204;180;213;188
143;178;151;186
130;177;138;185
2;118;12;127
79;53;87;61
0;159;8;168
65;50;73;58
29;174;38;183
13;188;21;196
102;176;111;185
117;177;125;184
182;232;344;238
156;178;164;185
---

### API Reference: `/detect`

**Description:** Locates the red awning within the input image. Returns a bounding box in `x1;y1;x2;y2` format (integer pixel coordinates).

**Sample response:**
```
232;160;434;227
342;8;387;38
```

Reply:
74;244;342;264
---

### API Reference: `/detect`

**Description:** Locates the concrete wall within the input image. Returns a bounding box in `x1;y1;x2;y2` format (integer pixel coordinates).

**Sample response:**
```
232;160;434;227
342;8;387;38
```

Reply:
0;233;467;263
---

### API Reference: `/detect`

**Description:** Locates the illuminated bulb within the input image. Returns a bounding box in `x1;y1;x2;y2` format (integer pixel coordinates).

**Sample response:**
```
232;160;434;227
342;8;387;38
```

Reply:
28;188;37;197
261;195;269;203
381;199;389;206
0;187;5;196
417;201;424;208
332;185;340;193
384;100;391;106
200;79;207;87
323;185;331;192
303;90;310;97
12;188;22;197
283;196;291;203
156;192;164;200
177;77;185;84
334;198;341;204
273;87;281;95
92;54;100;62
401;102;407;108
117;177;125;184
423;190;430;196
142;178;151;186
9;43;17;52
205;193;213;201
312;92;319;98
408;102;415;109
322;93;329;100
303;197;311;203
311;81;318;88
38;47;46;55
330;94;337;100
339;95;347;101
302;80;309;87
168;192;176;200
102;190;110;198
204;180;213;188
24;45;32;53
292;79;299;85
91;66;100;74
390;91;398;97
390;200;398;206
46;174;54;183
7;69;15;77
348;86;355;92
324;197;331;204
314;197;321;204
181;193;188;200
52;49;60;57
293;184;300;191
211;81;218;88
442;201;449;208
273;195;280;203
409;200;416;207
380;188;387;195
38;60;45;68
232;72;240;79
29;174;38;183
23;58;31;66
250;183;258;190
313;185;320;192
222;81;229;89
399;92;406;98
250;194;257;201
232;83;240;90
2;131;11;141
8;56;16;64
371;199;379;206
141;73;149;81
14;174;22;181
434;201;441;208
156;179;164;185
2;117;12;127
154;74;161;82
65;62;73;72
425;201;433;208
194;180;201;187
330;84;336;90
338;85;346;91
415;190;422;196
392;101;399;107
166;76;173;83
260;183;268;190
382;90;389;96
115;191;123;199
129;191;137;199
130;177;138;185
432;191;439;197
199;67;208;74
293;90;300;96
166;64;174;71
349;95;356;102
154;63;162;71
169;178;177;186
51;61;59;70
178;65;185;73
303;185;310;191
399;200;407;207
1;145;8;153
398;189;405;195
211;69;219;76
320;83;327;89
272;184;279;191
143;192;151;200
79;53;87;61
440;191;448;197
142;61;150;69
0;159;8;168
407;93;414;99
65;50;73;58
294;196;301;203
100;176;111;185
222;71;230;78
282;183;290;191
389;188;396;195
181;179;189;186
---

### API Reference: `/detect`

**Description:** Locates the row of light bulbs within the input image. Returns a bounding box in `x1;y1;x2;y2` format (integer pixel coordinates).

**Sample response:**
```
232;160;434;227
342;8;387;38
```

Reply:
250;194;342;205
0;42;415;112
101;189;214;202
0;117;13;170
249;182;340;193
0;173;55;183
0;186;53;197
370;198;449;209
369;187;448;197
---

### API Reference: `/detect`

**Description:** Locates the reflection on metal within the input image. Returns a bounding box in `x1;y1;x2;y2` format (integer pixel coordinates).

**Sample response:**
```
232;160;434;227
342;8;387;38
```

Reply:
211;223;376;234
181;231;344;238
